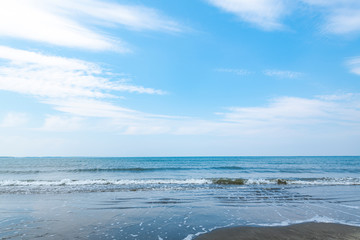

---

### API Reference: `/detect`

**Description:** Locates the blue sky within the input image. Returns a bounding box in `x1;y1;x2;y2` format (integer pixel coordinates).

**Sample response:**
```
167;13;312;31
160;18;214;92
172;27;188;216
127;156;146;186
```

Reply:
1;0;360;156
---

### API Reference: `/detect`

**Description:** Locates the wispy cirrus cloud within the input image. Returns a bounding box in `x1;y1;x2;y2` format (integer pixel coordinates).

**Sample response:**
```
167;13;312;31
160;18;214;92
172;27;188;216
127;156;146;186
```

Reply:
126;93;360;137
301;0;360;35
0;46;165;99
263;69;303;79
79;93;360;136
206;0;360;36
0;0;183;51
223;97;330;125
215;68;252;75
346;56;360;75
220;94;360;131
206;0;288;31
215;67;302;79
58;0;183;32
0;46;167;128
43;98;140;120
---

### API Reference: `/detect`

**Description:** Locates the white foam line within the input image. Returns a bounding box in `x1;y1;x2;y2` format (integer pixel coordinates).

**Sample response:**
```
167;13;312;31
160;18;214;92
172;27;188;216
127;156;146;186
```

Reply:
183;217;360;240
256;216;360;227
1;178;360;187
0;179;212;186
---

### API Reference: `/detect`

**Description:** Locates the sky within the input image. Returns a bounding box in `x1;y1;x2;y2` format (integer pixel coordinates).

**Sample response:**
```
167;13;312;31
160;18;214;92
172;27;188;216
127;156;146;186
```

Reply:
0;0;360;157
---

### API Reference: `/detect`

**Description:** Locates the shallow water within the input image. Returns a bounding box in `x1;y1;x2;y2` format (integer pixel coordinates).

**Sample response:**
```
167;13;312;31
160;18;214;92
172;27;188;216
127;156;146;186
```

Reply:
1;156;359;239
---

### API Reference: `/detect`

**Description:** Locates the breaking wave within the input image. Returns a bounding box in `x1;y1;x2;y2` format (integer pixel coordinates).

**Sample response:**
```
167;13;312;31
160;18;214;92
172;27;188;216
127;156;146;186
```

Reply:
1;177;359;187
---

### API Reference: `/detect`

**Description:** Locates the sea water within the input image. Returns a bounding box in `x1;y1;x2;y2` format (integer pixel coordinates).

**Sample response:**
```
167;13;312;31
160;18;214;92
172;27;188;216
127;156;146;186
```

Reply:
1;156;359;239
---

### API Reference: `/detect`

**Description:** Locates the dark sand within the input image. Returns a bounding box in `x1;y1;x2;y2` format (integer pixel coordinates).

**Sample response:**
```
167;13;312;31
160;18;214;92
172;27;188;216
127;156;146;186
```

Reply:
195;223;360;240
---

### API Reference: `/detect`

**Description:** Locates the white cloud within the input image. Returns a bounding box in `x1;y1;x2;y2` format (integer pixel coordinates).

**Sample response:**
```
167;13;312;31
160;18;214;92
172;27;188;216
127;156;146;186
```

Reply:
317;93;355;101
56;0;183;32
206;0;287;30
301;0;360;35
109;93;360;136
221;94;360;128
216;68;302;79
1;46;358;140
0;46;165;100
346;56;360;75
301;0;355;6
1;112;28;128
43;98;139;119
206;0;360;35
0;1;116;51
223;97;328;124
44;93;360;136
325;9;360;35
215;68;251;75
0;0;182;51
1;93;360;156
0;46;97;71
0;46;169;130
264;69;303;78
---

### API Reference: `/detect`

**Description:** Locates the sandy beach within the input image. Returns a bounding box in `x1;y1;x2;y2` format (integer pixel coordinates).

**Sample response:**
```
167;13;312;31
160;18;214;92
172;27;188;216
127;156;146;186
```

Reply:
195;223;360;240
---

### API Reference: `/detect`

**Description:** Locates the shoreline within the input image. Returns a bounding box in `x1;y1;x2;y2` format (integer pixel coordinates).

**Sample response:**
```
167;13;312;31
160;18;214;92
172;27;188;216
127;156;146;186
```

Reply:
195;222;360;240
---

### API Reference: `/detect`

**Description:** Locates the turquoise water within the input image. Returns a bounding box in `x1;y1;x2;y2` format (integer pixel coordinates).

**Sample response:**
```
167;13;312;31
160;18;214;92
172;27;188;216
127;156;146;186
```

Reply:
1;156;360;239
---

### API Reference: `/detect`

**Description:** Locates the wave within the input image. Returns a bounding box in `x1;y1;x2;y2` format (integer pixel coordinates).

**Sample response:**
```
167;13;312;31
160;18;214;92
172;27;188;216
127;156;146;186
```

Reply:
1;177;359;187
239;177;360;185
0;166;243;174
0;170;43;174
1;166;358;174
66;167;195;172
0;168;192;174
210;166;244;170
0;179;212;186
256;216;360;227
0;166;247;174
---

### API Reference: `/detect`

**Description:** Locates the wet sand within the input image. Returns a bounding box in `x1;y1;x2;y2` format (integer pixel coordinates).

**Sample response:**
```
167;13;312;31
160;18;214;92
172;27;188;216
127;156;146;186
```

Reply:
195;223;360;240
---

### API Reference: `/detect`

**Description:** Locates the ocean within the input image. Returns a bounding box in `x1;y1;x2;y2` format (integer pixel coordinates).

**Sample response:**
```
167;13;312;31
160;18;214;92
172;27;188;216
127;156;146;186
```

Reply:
1;156;359;239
